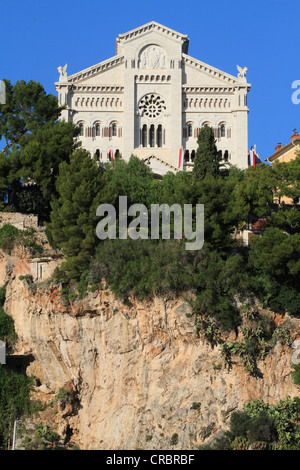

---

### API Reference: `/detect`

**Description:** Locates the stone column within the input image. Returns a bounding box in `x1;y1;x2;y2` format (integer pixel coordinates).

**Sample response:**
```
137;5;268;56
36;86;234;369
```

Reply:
123;61;136;161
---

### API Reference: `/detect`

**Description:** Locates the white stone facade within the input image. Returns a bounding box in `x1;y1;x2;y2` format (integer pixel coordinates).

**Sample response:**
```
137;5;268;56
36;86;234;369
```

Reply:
55;22;251;176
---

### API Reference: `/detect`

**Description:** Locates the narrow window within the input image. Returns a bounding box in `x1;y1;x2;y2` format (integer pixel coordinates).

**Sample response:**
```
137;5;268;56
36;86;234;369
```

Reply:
191;150;196;162
187;124;193;137
78;123;84;136
157;125;163;147
224;150;229;162
150;124;155;147
220;124;226;138
111;123;117;137
142;124;147;147
184;150;189;163
95;124;100;137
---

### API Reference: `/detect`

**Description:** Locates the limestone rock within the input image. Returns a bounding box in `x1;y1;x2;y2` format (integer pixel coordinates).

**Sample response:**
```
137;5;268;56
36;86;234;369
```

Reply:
1;250;299;450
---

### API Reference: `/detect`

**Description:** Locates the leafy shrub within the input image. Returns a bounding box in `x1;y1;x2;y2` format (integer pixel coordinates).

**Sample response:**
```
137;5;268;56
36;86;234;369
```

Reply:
240;398;300;450
0;224;20;254
33;423;60;450
0;365;34;448
0;224;43;255
291;363;300;385
56;387;72;404
91;239;192;301
0;306;17;345
249;229;300;316
230;411;251;438
0;286;5;306
220;322;272;375
190;402;201;411
231;436;249;450
205;398;300;450
247;411;275;443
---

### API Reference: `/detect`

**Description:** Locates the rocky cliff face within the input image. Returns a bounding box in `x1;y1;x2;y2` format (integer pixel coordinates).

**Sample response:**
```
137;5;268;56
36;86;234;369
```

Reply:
1;249;299;450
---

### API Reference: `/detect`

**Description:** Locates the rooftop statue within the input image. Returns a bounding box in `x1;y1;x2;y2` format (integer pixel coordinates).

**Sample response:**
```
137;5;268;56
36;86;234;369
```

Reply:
57;64;68;81
237;65;248;79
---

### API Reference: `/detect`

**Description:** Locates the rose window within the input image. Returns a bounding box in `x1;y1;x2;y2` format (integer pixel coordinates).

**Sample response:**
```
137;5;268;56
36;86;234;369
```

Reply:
139;94;166;118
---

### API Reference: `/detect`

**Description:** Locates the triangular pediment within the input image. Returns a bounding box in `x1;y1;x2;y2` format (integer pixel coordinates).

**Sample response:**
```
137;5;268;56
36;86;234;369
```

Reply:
142;154;179;176
57;55;125;86
183;54;239;86
116;21;189;55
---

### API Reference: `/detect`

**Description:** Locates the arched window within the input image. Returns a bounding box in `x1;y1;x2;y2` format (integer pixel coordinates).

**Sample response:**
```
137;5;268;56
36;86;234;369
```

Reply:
191;150;196;162
95;123;101;137
142;124;147;147
110;122;117;137
224;150;229;162
187;123;193;137
184;150;190;163
220;124;226;138
157;125;163;147
78;122;84;137
218;150;223;161
94;149;100;160
149;124;155;147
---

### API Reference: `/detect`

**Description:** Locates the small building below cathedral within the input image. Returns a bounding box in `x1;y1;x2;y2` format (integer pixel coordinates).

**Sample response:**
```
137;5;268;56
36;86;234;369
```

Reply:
55;21;251;176
266;129;300;164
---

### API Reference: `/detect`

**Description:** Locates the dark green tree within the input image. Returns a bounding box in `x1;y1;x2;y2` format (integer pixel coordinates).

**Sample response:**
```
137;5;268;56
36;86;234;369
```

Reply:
231;157;300;231
0;79;79;219
193;125;221;180
0;79;60;154
18;120;80;204
98;155;155;208
47;148;105;280
0;366;33;449
10;185;51;221
249;227;300;315
230;163;274;221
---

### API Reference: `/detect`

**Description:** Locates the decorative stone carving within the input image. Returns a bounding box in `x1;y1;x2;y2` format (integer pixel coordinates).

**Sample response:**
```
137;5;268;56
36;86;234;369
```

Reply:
138;94;166;118
140;45;166;69
57;64;68;81
237;65;247;78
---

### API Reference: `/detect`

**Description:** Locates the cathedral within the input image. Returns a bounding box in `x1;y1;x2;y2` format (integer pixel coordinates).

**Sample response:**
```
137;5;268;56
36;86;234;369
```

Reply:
55;21;251;176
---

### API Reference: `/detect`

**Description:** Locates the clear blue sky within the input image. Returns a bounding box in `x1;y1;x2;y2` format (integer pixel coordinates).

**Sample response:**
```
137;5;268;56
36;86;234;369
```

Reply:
1;0;299;161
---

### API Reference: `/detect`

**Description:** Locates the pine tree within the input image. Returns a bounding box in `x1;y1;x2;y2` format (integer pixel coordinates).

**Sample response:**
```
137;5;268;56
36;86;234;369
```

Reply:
0;79;79;219
193;125;221;180
47;148;105;280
